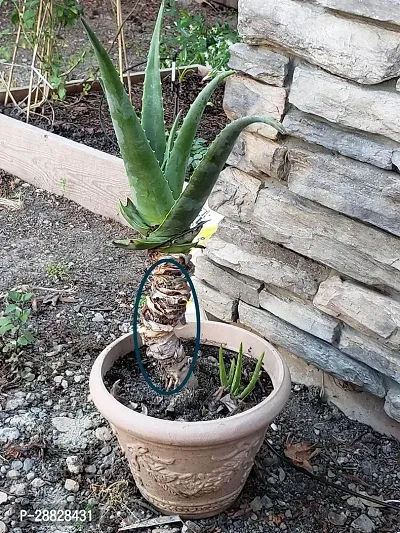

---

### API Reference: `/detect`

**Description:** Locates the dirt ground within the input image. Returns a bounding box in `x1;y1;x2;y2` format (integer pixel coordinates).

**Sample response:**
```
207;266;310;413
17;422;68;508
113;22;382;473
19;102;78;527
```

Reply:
0;177;400;533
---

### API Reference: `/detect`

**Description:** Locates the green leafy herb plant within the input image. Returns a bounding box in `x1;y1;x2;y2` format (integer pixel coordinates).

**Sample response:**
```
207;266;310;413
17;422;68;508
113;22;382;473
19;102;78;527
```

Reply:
0;290;35;355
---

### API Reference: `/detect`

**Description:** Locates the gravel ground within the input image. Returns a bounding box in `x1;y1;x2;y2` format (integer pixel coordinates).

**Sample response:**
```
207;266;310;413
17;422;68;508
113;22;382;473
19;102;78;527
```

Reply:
0;177;399;533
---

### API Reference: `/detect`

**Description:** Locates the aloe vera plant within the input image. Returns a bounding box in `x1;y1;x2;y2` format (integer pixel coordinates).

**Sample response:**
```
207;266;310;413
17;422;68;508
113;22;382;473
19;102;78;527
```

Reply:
219;344;265;401
82;1;284;388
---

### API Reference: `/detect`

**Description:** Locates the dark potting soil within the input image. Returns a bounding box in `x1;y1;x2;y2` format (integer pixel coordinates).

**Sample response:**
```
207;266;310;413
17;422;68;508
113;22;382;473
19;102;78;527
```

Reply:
104;341;274;422
0;72;229;156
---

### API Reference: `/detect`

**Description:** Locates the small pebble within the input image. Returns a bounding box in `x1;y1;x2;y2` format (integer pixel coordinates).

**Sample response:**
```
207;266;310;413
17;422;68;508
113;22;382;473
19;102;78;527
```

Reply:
351;514;376;533
92;313;104;322
367;508;382;519
250;496;263;512
328;511;347;526
0;521;6;533
6;470;20;479
85;464;97;474
10;483;26;496
30;478;45;489
261;495;273;509
100;445;112;455
23;459;34;473
95;426;112;442
26;472;35;481
66;456;83;474
0;492;7;504
64;479;79;493
347;496;365;510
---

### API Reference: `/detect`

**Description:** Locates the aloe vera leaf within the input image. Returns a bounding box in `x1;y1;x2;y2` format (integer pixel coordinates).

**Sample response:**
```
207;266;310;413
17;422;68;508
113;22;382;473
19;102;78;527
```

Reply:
141;0;166;165
119;199;150;235
164;70;235;199
162;110;183;172
113;238;164;250
238;352;265;401
227;359;236;388
231;342;243;396
82;18;174;226
150;115;284;242
219;346;228;388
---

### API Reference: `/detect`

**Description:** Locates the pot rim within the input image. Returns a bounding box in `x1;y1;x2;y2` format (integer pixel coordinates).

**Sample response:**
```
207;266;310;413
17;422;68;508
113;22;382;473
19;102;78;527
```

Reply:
89;321;291;446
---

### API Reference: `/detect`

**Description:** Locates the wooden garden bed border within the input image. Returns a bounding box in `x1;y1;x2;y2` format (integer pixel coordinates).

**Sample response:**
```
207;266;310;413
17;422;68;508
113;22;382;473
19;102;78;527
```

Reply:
0;66;199;105
0;66;199;226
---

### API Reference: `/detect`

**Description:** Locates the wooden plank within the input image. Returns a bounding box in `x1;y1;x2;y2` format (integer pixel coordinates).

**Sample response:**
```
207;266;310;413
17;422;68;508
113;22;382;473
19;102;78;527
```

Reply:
0;113;130;224
0;65;199;104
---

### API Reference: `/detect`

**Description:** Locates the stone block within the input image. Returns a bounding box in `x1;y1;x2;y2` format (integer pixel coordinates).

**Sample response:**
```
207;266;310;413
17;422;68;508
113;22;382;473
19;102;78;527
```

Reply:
192;278;237;322
339;327;400;383
290;64;400;143
208;167;261;223
384;385;400;422
227;132;288;179
238;0;400;84
252;183;400;293
195;254;261;307
307;0;400;27
207;220;328;297
238;301;386;397
228;42;289;86
259;288;340;343
286;141;400;237
393;150;400;170
283;108;399;170
314;276;400;347
223;75;286;139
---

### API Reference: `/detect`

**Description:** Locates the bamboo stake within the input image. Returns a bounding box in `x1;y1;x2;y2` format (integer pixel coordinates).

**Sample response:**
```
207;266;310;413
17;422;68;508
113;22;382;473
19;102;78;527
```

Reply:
26;0;44;122
118;3;132;100
115;0;124;83
4;1;26;105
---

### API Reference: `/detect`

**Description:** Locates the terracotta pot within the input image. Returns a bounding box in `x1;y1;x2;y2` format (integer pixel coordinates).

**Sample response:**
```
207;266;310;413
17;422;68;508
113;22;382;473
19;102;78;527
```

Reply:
89;321;291;518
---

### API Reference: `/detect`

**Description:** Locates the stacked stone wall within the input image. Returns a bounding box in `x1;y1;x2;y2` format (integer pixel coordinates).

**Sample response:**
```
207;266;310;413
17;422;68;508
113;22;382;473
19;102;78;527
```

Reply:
195;0;400;423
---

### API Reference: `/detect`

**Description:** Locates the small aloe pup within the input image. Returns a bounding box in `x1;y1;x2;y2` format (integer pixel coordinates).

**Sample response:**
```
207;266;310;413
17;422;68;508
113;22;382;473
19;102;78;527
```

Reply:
82;1;284;388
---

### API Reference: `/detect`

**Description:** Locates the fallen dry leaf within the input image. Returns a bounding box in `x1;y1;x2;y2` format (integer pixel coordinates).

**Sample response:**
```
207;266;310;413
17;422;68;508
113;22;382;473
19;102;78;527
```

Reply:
284;440;319;473
269;513;285;525
60;296;76;303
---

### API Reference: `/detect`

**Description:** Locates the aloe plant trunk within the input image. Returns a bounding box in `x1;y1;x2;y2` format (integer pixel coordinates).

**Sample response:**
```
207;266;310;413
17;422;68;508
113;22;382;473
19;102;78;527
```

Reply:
139;252;193;388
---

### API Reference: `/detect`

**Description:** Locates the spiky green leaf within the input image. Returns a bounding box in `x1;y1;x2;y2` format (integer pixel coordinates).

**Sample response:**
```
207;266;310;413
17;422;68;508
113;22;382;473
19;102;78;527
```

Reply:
162;110;182;172
238;352;265;401
164;70;234;199
119;199;150;235
82;18;174;226
219;346;228;388
150;115;284;242
141;0;166;164
113;238;162;251
157;243;204;253
227;359;236;388
231;343;243;396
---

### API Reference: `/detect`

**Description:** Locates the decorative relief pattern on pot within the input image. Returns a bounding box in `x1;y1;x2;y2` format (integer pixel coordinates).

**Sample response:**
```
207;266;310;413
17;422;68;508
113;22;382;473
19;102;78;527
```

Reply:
125;436;262;498
138;484;242;515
